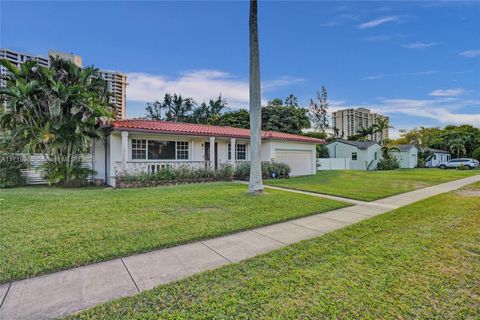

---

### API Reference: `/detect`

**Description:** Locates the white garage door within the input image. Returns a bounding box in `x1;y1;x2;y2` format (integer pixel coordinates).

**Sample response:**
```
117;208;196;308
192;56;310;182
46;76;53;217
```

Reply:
275;149;313;176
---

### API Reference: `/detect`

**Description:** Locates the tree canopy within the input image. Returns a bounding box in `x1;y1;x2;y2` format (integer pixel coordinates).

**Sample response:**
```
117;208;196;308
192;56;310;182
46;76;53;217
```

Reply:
0;57;113;185
394;125;480;158
145;94;310;135
309;86;329;132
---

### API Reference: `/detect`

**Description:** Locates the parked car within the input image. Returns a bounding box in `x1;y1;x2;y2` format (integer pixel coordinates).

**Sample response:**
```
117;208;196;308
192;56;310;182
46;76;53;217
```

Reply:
437;158;479;170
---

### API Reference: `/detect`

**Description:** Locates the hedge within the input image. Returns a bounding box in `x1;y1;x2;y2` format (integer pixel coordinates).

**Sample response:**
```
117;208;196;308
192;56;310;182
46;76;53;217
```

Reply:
0;153;28;188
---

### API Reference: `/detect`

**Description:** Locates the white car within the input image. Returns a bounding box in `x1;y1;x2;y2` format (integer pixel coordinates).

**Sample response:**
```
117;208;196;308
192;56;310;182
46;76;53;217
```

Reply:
437;158;479;170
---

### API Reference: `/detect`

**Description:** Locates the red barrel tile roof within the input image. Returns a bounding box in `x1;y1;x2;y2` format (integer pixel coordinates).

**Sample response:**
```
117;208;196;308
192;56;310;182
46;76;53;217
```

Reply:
111;119;324;144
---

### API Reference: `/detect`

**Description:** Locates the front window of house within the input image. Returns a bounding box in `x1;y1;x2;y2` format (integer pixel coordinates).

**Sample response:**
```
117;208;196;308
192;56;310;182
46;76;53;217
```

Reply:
176;141;189;160
148;140;175;159
228;144;247;160
132;139;147;159
352;152;358;161
132;139;189;160
374;152;378;160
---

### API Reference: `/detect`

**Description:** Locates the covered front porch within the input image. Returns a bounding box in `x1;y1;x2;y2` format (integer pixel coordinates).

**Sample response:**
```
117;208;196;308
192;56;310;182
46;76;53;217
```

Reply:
109;131;250;179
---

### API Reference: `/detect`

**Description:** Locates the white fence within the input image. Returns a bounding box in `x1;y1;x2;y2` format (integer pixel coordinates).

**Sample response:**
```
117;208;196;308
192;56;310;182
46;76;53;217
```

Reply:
317;158;350;171
20;154;94;185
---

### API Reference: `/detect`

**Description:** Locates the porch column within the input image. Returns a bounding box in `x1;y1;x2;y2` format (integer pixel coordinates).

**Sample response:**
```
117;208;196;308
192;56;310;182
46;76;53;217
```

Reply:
121;131;128;172
209;136;215;169
230;138;236;165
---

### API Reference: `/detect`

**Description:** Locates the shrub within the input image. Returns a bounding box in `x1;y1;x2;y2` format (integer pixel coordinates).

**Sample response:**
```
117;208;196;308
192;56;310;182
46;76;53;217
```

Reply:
457;163;468;171
216;163;235;180
472;147;480;162
234;161;291;180
0;153;28;188
115;164;234;188
316;144;330;158
377;158;400;170
41;159;95;187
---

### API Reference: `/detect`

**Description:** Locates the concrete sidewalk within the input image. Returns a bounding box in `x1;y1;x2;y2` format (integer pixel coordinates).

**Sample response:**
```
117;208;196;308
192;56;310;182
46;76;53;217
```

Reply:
1;174;479;320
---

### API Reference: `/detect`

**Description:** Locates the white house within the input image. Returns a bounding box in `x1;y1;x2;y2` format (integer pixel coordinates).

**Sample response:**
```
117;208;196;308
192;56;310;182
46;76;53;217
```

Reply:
93;120;324;186
425;148;451;168
325;140;382;170
390;144;418;169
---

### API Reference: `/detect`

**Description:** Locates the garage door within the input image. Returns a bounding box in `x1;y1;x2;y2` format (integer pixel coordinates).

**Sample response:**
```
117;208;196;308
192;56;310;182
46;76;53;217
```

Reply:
275;149;313;176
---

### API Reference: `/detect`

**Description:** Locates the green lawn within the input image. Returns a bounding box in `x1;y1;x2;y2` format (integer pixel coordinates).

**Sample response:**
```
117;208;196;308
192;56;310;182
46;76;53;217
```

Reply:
266;168;480;201
0;182;347;284
69;182;480;320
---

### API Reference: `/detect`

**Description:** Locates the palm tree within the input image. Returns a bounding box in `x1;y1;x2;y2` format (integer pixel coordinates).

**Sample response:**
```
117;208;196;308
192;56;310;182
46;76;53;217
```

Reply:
332;126;340;139
0;57;113;185
374;117;393;145
357;126;375;141
449;137;467;158
381;146;401;159
248;0;263;194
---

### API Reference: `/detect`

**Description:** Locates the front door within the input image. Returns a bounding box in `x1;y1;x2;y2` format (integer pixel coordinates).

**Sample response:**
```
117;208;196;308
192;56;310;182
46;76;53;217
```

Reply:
204;142;218;169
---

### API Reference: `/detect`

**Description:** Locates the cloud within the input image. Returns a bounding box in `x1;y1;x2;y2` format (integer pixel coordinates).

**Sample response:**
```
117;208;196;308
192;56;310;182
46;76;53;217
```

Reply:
459;49;480;58
402;41;437;49
429;88;465;97
262;76;305;91
320;14;358;27
357;16;400;29
409;70;438;76
362;33;409;42
125;70;303;107
370;97;480;127
362;75;384;80
362;70;438;80
327;100;348;113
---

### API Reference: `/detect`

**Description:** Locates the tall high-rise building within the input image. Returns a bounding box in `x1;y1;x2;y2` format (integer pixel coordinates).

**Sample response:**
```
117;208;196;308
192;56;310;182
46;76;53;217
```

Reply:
0;48;127;119
332;107;389;142
48;50;83;68
98;70;127;120
0;49;50;87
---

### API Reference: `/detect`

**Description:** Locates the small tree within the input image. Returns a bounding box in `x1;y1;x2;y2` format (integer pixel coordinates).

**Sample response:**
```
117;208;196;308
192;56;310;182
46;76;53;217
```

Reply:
449;137;467;158
309;85;329;132
357;126;375;141
145;93;195;122
191;95;227;124
374;117;393;145
472;147;480;161
284;94;298;107
332;126;341;139
0;57;112;186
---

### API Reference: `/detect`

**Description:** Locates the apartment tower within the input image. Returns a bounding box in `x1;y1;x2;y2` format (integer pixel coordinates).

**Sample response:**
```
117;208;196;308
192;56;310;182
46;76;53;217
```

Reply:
332;107;389;142
0;48;127;119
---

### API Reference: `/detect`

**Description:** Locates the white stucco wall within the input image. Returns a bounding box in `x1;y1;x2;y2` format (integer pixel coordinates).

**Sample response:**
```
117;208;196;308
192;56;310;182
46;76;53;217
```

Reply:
391;147;418;168
326;142;381;170
426;152;451;167
265;141;317;175
365;144;382;170
101;131;319;185
93;138;106;182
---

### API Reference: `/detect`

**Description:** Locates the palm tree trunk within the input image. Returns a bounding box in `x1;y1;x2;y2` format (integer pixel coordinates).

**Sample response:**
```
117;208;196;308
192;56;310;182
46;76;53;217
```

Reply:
248;0;263;194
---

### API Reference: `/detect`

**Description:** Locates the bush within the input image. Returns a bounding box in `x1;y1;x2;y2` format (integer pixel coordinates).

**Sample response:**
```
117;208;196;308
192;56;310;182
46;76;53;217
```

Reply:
316;144;330;158
0;153;28;188
456;163;469;171
216;163;235;180
115;164;234;188
472;148;480;162
234;161;290;180
41;159;95;187
377;158;400;170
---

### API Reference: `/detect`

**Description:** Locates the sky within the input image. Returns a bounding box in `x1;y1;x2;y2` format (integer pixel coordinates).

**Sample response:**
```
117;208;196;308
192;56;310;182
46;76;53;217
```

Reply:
1;0;479;137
